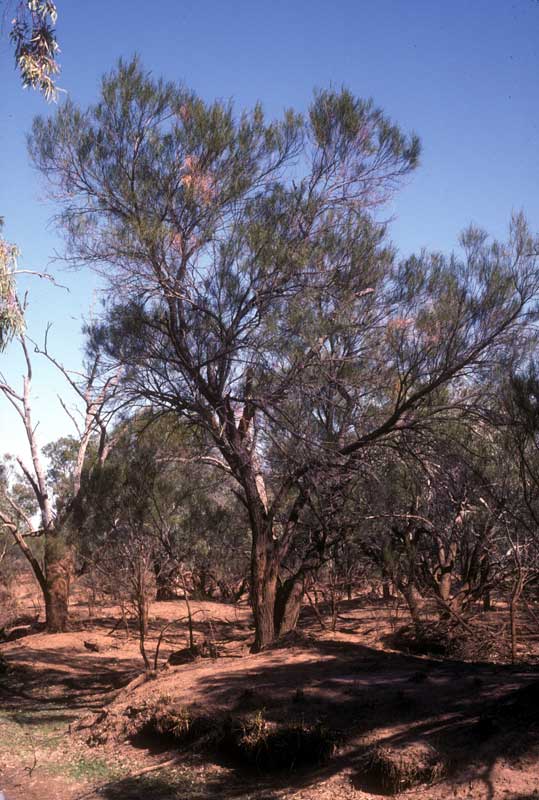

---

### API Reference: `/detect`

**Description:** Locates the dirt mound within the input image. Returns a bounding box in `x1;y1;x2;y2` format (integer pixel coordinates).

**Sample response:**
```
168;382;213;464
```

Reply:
390;621;508;662
4;594;539;800
356;740;446;794
86;695;339;771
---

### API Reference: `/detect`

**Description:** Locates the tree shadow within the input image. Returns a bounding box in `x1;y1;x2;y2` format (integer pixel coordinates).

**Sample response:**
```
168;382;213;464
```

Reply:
2;607;539;798
99;774;185;800
98;769;282;800
0;644;140;711
179;636;539;797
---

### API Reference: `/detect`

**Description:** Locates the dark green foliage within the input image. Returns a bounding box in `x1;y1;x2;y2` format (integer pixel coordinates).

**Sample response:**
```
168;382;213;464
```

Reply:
68;412;249;603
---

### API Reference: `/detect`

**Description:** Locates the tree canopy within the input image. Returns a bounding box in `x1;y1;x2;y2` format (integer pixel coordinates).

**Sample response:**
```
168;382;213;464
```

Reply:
26;57;539;648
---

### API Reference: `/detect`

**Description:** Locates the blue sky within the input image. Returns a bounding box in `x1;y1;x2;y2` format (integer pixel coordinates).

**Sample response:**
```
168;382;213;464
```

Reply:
1;0;538;459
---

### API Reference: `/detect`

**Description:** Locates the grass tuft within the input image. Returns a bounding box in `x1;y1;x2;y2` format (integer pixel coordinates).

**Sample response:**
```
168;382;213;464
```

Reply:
359;740;446;794
123;700;338;772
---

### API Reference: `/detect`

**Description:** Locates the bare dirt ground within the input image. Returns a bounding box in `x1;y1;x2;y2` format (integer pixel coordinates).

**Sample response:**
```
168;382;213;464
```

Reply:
1;577;539;800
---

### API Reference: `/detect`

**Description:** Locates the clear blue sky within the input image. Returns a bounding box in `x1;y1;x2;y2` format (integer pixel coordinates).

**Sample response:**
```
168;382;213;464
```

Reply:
1;0;538;458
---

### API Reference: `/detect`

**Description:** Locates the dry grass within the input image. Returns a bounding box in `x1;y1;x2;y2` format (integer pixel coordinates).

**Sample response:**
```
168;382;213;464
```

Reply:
359;740;446;794
102;696;338;772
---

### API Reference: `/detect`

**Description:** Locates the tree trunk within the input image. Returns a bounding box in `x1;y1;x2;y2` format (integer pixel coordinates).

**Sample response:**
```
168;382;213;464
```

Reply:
274;576;304;636
435;540;456;621
251;567;278;651
345;545;353;600
437;578;452;621
44;532;73;633
250;520;279;651
439;571;452;603
510;573;524;665
400;583;424;627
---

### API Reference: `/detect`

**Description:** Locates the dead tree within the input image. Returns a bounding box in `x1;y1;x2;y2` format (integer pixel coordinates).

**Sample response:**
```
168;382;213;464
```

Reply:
0;332;121;631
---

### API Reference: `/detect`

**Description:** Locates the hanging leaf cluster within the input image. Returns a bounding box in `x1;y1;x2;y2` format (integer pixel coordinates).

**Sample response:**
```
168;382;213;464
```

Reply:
10;1;60;101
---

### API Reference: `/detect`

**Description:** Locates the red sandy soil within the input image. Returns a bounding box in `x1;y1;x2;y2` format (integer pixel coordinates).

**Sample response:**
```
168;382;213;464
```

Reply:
1;576;539;800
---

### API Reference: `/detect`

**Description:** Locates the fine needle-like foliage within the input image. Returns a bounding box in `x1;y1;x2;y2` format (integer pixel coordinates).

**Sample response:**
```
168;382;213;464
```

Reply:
28;58;539;649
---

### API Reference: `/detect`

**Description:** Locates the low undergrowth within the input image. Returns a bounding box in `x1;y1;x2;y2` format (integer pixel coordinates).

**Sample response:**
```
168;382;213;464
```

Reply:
391;620;509;662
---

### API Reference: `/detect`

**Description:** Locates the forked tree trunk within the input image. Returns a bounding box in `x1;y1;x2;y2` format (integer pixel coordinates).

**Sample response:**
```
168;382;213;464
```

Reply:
250;520;311;649
236;443;306;651
252;567;306;650
251;543;307;649
0;336;119;637
250;515;280;651
44;531;73;633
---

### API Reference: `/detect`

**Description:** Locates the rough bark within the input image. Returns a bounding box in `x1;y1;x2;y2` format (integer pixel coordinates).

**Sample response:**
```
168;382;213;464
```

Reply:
274;575;304;636
400;583;424;627
44;531;73;633
251;555;278;651
235;448;280;651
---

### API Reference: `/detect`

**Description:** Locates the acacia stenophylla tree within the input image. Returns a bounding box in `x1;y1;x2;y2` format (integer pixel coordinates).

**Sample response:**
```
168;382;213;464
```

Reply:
29;57;539;649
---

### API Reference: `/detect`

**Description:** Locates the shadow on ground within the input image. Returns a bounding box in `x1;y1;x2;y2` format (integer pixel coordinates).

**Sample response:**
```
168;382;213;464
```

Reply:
97;771;283;800
2;600;539;799
178;636;539;797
